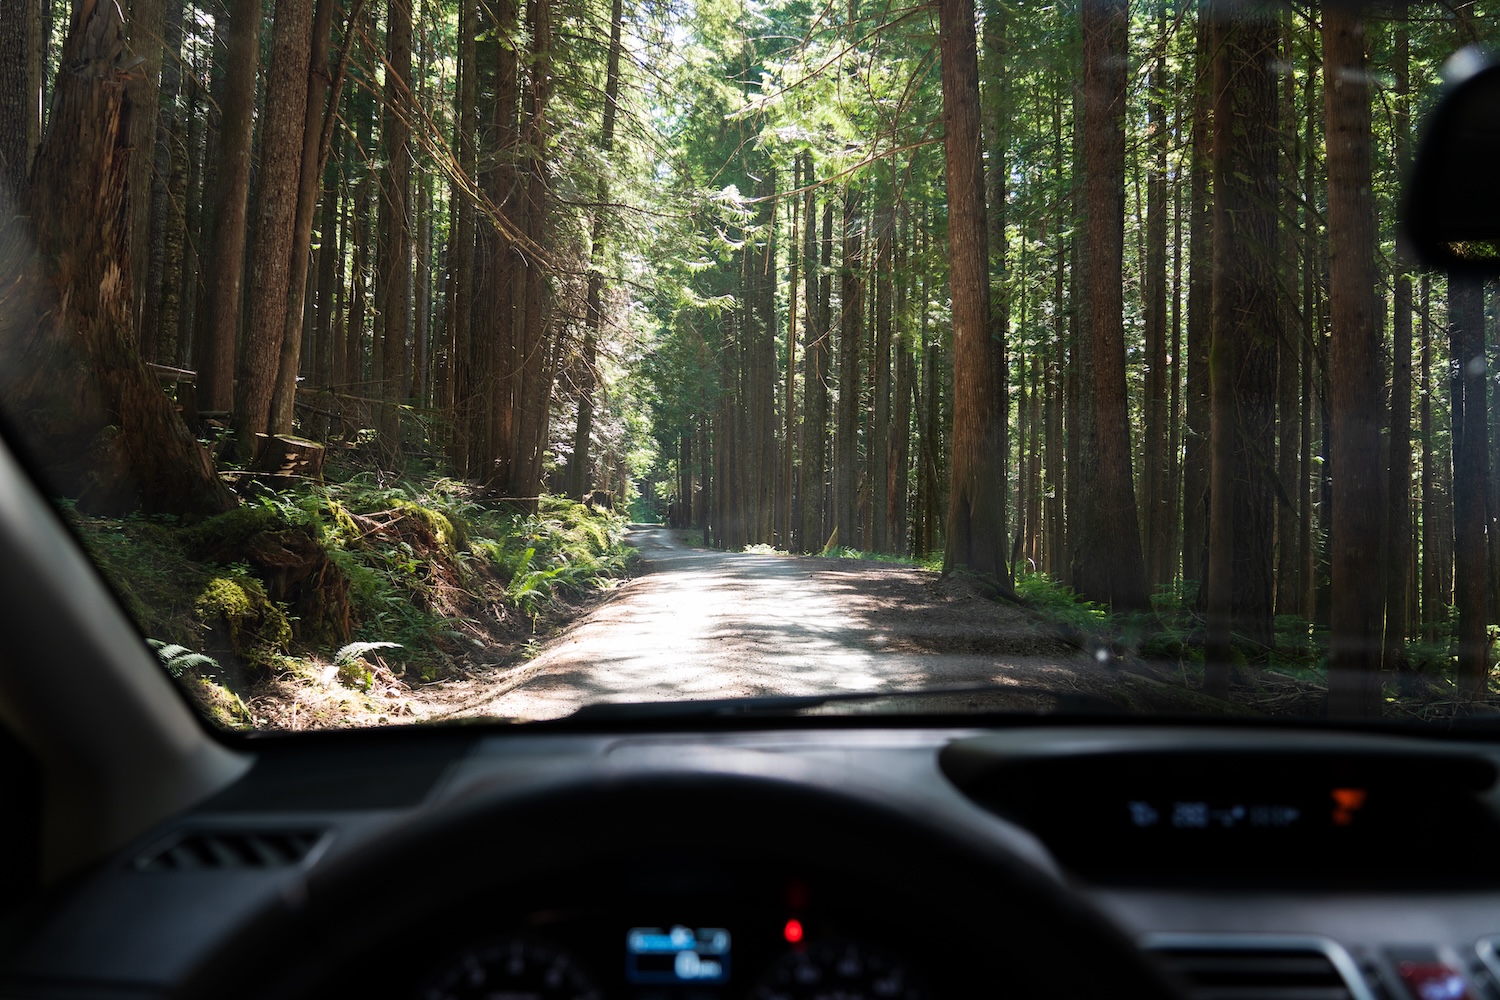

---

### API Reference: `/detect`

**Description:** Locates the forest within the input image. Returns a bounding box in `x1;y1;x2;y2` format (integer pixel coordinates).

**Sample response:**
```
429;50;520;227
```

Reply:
1;0;1498;723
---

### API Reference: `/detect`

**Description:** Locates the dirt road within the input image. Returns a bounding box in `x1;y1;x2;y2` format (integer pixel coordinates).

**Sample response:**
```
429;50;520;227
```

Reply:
461;527;1108;721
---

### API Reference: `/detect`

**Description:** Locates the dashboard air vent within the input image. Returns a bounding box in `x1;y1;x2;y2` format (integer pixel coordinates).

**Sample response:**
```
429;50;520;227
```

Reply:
134;830;324;872
1143;935;1375;1000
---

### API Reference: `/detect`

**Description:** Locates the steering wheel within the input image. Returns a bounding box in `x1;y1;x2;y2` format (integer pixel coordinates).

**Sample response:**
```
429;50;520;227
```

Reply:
170;768;1182;999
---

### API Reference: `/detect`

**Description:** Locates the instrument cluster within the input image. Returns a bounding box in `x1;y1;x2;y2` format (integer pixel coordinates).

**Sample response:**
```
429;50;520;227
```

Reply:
416;904;931;1000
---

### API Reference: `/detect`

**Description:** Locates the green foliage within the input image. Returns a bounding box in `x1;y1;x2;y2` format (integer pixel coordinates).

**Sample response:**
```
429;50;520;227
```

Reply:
146;638;223;679
194;574;293;656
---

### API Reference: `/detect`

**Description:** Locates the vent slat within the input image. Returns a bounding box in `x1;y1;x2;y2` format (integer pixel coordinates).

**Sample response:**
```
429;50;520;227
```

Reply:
136;830;323;871
1149;945;1357;1000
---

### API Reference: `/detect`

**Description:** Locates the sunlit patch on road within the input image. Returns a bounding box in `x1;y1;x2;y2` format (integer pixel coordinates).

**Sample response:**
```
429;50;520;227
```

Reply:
469;528;1090;721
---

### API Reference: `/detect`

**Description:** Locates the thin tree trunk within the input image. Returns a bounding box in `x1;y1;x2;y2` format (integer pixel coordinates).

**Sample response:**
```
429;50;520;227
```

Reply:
1420;275;1439;639
448;0;477;475
1451;277;1489;698
871;191;893;553
377;0;413;459
1385;0;1413;679
194;0;261;415
566;0;623;500
126;0;165;326
1141;6;1170;588
1181;12;1213;602
836;185;863;550
1323;4;1386;717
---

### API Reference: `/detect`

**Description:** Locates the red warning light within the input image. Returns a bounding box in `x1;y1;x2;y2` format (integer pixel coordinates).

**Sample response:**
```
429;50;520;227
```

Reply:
1331;788;1368;826
783;919;804;944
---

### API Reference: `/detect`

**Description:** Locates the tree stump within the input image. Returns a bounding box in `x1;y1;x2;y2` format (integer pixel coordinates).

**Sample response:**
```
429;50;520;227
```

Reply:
249;434;325;483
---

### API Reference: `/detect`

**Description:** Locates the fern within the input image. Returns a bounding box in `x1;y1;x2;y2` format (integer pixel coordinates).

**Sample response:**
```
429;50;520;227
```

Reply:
333;640;403;666
146;638;223;679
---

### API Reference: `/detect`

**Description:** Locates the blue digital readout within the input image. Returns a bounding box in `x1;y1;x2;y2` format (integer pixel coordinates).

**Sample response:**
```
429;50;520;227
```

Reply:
626;926;731;984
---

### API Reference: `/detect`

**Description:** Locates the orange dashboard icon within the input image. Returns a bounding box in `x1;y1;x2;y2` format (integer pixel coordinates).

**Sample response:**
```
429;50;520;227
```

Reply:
1331;788;1367;826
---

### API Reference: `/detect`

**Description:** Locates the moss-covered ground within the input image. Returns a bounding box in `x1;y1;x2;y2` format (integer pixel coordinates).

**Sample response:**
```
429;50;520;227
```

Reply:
64;469;634;730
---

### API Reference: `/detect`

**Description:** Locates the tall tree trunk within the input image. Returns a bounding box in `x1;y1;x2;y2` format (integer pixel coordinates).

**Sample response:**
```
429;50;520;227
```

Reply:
377;0;413;459
1384;1;1413;679
0;0;41;191
267;0;336;436
126;0;165;325
566;0;623;500
448;0;477;476
1205;0;1280;693
138;0;186;363
1141;6;1170;589
891;204;913;556
194;0;261;415
233;0;315;459
1274;22;1301;619
871;191;893;553
938;0;1012;588
1451;277;1489;698
0;0;233;516
836;185;863;549
1420;275;1439;640
981;0;1009;560
783;161;801;548
1323;4;1385;717
1078;0;1146;611
799;159;826;553
1180;12;1212;601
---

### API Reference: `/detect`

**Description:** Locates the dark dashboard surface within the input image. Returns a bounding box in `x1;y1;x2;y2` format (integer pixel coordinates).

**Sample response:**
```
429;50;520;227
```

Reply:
5;724;1500;1000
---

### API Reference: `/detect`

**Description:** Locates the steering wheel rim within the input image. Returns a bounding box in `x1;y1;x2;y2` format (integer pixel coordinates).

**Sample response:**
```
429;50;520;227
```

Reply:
170;769;1181;999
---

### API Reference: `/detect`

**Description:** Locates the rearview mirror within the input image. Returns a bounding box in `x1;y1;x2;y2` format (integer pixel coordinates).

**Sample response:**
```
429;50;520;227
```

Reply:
1403;47;1500;276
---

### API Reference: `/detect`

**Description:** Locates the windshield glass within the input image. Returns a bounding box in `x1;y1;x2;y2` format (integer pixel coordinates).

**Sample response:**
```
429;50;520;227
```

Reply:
0;0;1495;730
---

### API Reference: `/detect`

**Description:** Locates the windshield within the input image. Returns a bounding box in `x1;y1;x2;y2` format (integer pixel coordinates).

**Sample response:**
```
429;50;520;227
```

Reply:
0;0;1495;730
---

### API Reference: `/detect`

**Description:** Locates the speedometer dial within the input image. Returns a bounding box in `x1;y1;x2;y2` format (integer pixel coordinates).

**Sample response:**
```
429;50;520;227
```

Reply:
755;939;928;1000
419;936;602;1000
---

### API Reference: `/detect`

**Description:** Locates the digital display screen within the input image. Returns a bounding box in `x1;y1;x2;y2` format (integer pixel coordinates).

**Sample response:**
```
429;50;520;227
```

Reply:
1123;787;1369;833
626;926;731;985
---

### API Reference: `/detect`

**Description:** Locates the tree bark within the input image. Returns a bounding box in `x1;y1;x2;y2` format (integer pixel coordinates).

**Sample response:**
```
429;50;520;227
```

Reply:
234;0;315;458
566;0;624;500
1205;1;1280;693
1323;4;1385;717
193;0;260;415
447;0;477;476
126;0;165;324
377;0;413;459
938;0;1012;587
0;0;233;516
0;0;41;191
1141;7;1170;589
1180;12;1212;602
836;185;863;550
1451;277;1488;698
1384;0;1413;680
268;0;336;436
1078;0;1146;611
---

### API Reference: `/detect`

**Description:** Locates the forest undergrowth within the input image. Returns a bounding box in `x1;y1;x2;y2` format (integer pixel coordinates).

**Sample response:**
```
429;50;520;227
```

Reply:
730;537;1491;720
65;463;634;730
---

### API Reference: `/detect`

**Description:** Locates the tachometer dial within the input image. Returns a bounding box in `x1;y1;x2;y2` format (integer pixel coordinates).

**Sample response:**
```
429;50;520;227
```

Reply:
755;939;927;1000
419;936;601;1000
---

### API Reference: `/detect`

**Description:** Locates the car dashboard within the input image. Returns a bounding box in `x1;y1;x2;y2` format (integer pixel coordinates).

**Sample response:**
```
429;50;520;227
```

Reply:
3;721;1500;1000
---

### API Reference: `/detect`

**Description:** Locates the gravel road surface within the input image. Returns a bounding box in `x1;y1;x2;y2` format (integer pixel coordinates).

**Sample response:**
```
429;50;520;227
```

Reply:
465;527;1102;721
